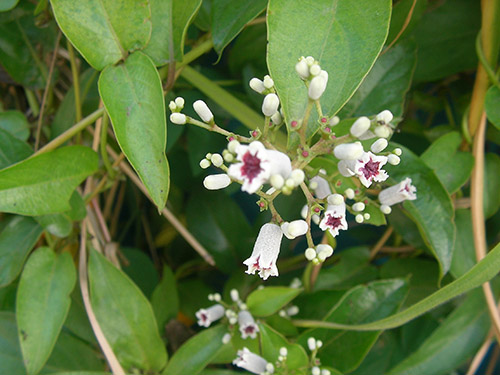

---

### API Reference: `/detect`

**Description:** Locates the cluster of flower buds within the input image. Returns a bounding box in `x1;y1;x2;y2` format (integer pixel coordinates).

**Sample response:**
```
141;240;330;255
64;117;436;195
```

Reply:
169;55;418;282
295;56;329;100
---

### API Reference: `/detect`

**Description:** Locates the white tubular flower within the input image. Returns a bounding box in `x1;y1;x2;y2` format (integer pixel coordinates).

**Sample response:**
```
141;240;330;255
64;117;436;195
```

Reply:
195;304;225;327
310;175;332;199
174;97;185;108
352;202;365;212
193;100;214;123
170;113;186;124
371;138;388;153
350;117;371;138
203;174;231;190
249;78;266;94
233;348;269;375
263;75;274;89
262;93;280;116
243;223;282;280
281;220;308;240
344;152;389;188
374;125;392;138
295;58;310;79
338;160;355;177
319;202;348;237
376;110;393;124
308;72;328;100
238;310;259;339
388;154;400;165
227;141;292;194
316;244;334;262
333;142;364;160
379;178;417;206
271;111;282;125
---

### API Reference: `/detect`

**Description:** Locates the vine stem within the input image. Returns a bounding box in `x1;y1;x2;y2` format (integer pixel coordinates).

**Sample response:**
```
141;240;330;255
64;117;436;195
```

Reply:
34;31;62;151
470;112;500;343
67;40;82;124
369;226;394;260
381;0;417;55
466;329;494;375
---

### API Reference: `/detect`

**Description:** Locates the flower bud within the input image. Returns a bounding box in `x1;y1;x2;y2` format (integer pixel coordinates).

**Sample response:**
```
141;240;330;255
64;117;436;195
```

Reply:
203;174;231;190
345;188;355;199
334;142;364;160
168;101;176;111
312;367;321;375
295;58;310;79
263;75;274;89
230;289;239;302
322;370;331;375
174;97;185;108
350;116;371;138
316;244;333;261
279;347;288;357
287;220;308;238
307;337;317;351
305;248;316;260
374;125;391;138
388;154;400;165
312;214;320;225
193;100;214;123
271;111;282;125
262;93;280;116
222;333;232;344
355;214;364;223
249;78;265;94
376;110;393;124
308;73;328;100
199;159;211;169
228;140;240;154
270;174;284;190
327;193;344;206
309;63;321;76
291;169;305;186
301;204;308;219
371;138;388;153
211;153;223;167
394;148;402;156
329;116;340;126
380;204;392;214
170;113;186;124
305;56;315;65
352;202;365;212
364;213;371;220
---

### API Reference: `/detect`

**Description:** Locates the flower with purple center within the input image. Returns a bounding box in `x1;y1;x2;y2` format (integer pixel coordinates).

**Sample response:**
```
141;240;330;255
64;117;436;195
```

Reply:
195;304;225;327
238;310;259;339
243;223;282;280
233;347;269;374
228;141;292;194
379;177;417;206
344;152;389;188
319;203;348;237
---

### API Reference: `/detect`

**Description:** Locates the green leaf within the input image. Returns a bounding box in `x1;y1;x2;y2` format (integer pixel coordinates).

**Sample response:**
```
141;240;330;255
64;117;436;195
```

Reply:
339;41;416;119
151;265;179;329
51;0;152;70
99;51;169;210
121;247;159;298
0;128;32;169
386;144;455;279
186;190;253;273
421;132;474;194
259;323;309;370
0;0;18;12
267;0;391;129
162;325;227;375
211;0;266;55
0;3;55;87
247;287;302;317
386;290;489;375
386;0;427;46
485;85;500;130
0;110;30;140
293;241;500;331
484;153;500;218
47;373;111;375
450;209;476;279
0;311;28;375
315;247;378;291
17;247;77;375
0;216;42;287
143;0;202;66
88;248;167;372
298;279;409;373
35;214;72;238
0;146;99;216
180;66;263;131
410;0;480;82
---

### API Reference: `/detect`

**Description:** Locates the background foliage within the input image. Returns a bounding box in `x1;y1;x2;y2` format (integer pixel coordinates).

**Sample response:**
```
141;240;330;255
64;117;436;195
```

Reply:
0;0;499;374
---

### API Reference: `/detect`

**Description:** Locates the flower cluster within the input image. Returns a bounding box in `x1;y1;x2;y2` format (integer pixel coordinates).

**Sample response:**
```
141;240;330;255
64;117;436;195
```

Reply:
169;55;417;281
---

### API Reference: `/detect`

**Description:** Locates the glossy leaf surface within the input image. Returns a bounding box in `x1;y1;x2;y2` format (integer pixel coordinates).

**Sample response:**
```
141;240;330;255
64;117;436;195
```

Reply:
99;51;169;210
247;287;301;317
